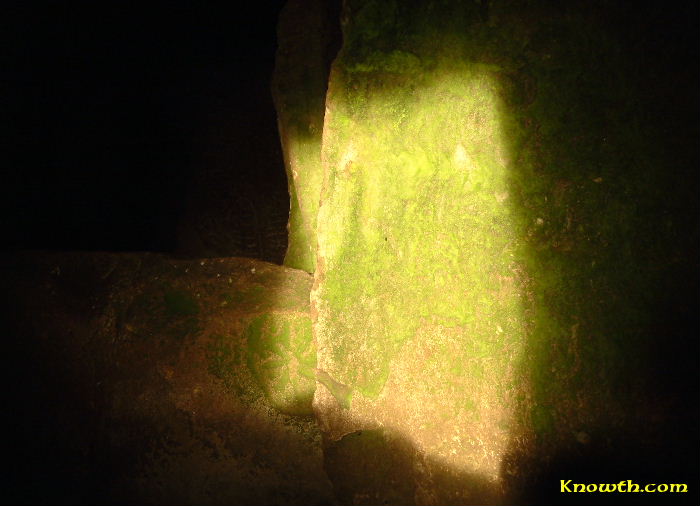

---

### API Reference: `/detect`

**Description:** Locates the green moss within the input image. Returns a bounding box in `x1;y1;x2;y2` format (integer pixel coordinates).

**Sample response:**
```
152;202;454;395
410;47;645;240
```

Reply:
285;180;316;272
317;54;528;399
309;1;694;478
245;313;316;416
346;50;421;74
273;0;338;274
163;289;199;317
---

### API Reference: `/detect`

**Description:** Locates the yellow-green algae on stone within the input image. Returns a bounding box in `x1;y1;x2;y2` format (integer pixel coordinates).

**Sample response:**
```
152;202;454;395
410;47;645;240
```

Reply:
312;0;529;488
245;312;317;415
310;0;697;501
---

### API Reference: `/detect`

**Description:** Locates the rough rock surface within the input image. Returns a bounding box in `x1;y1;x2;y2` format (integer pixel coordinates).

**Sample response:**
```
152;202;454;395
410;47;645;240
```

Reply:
309;0;698;504
272;0;341;272
4;251;333;505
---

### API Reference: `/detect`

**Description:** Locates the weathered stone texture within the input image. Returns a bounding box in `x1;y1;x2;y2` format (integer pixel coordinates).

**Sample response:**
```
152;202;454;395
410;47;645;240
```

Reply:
272;0;341;272
4;251;333;505
308;0;698;503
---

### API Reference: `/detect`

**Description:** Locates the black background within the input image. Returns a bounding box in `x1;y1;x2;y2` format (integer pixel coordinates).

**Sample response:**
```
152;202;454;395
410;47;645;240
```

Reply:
2;1;287;253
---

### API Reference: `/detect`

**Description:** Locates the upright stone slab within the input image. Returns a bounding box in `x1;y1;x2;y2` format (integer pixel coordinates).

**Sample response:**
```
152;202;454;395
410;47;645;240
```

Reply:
313;3;527;502
272;0;341;272
311;1;698;503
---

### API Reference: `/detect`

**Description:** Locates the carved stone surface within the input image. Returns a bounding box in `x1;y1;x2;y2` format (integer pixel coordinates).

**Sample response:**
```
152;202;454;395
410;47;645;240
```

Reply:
3;251;333;505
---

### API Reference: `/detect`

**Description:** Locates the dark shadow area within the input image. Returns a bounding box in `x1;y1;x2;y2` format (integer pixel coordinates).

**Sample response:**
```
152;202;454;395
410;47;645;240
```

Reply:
2;1;288;261
496;1;699;504
1;251;330;505
324;429;499;506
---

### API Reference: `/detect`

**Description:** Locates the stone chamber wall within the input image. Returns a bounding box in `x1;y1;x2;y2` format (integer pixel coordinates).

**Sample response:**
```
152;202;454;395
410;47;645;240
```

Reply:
3;1;698;505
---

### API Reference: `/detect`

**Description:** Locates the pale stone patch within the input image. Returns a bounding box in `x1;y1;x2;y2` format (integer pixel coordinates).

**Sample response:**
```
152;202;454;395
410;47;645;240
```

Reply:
453;143;471;172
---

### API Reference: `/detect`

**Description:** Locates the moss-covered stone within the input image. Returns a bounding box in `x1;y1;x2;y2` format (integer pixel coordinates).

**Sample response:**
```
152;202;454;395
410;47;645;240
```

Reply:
272;0;341;272
309;0;698;502
313;3;528;494
246;312;317;415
